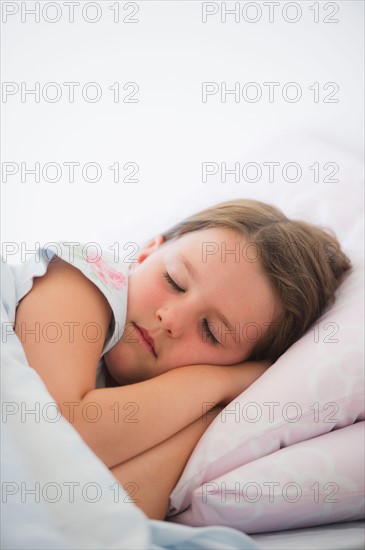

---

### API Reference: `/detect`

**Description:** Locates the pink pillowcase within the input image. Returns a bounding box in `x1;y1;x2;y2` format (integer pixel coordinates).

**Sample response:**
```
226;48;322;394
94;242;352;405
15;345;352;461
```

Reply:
167;261;364;531
168;422;364;532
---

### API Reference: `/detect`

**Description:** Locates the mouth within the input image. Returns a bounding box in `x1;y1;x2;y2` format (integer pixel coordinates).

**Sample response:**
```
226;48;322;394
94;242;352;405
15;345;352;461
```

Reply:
133;323;157;357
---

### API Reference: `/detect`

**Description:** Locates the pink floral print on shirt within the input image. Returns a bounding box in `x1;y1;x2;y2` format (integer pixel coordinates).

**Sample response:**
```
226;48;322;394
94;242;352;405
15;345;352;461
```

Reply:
86;254;126;290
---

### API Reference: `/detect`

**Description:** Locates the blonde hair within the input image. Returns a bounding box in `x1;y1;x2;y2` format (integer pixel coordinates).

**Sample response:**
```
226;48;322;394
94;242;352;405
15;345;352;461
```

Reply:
161;199;353;363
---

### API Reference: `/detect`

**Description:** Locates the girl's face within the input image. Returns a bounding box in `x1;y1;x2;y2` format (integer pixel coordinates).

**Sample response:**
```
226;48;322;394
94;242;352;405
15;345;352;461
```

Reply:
104;227;283;385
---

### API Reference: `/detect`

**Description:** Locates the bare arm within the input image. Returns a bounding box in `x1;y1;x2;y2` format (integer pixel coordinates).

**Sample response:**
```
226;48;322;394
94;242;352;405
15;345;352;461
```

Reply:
110;405;225;520
14;258;112;410
72;360;270;469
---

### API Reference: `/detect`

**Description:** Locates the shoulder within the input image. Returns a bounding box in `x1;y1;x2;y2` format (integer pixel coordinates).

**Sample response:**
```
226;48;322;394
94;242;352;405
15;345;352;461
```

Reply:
14;257;113;412
32;256;113;329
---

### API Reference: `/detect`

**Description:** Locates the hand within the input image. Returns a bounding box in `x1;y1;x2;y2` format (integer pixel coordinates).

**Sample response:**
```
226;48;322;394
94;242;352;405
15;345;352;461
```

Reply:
218;360;272;407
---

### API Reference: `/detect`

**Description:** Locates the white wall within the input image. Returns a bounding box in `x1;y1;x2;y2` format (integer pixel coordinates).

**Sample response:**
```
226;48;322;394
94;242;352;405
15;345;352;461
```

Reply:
1;1;364;263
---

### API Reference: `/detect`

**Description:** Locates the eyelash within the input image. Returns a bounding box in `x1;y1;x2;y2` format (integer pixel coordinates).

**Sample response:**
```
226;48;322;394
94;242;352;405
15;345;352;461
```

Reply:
163;271;185;293
163;271;220;346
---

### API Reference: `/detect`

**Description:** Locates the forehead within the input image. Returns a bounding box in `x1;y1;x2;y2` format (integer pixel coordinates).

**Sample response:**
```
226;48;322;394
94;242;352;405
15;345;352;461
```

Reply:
167;226;256;264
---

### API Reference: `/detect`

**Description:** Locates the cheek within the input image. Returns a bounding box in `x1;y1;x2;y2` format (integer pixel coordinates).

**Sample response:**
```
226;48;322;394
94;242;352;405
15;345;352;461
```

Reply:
129;272;162;314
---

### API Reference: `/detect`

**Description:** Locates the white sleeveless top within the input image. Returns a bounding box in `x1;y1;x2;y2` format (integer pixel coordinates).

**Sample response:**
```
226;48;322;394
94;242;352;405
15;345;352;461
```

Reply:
2;241;131;388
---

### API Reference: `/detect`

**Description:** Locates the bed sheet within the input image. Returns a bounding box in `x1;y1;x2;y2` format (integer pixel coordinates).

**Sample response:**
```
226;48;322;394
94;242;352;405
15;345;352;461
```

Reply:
251;520;365;550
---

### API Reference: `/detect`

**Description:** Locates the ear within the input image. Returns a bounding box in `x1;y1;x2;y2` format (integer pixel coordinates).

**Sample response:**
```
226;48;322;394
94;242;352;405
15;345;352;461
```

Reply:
137;235;165;264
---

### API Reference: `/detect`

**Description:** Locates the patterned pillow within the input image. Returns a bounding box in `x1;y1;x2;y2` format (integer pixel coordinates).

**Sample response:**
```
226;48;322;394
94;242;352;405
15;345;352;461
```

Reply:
169;422;364;532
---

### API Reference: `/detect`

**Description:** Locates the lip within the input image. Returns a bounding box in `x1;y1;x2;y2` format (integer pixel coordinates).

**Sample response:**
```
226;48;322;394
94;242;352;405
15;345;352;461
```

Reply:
133;323;157;357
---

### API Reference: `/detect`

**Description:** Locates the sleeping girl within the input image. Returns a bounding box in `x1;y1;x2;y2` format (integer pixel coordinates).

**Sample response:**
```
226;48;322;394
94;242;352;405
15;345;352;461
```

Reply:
5;198;352;521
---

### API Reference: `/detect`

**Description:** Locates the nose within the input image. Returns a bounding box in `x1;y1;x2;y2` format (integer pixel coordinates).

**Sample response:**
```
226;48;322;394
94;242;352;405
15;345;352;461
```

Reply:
156;307;186;338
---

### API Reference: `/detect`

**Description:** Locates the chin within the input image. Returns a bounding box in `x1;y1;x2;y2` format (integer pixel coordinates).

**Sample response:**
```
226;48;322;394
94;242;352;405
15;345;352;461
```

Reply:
103;354;123;384
105;360;143;386
104;366;122;387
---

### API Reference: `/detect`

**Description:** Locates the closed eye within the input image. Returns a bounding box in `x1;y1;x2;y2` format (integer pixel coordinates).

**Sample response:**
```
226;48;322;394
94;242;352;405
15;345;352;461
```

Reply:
202;319;219;345
163;271;185;293
163;271;220;346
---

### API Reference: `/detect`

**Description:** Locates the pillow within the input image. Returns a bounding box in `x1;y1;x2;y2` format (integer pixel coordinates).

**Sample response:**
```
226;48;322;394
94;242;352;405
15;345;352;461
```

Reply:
167;260;364;522
168;422;365;533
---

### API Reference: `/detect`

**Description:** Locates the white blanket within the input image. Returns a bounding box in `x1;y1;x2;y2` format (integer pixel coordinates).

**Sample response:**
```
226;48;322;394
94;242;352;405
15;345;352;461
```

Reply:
1;261;258;550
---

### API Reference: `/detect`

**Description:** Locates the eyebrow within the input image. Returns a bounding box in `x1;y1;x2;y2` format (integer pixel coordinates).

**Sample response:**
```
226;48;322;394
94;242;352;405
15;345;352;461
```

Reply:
178;253;236;336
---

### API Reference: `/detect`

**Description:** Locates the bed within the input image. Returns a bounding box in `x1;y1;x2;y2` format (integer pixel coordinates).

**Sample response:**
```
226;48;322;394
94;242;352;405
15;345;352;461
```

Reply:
251;520;365;550
2;0;364;546
2;134;364;548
